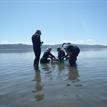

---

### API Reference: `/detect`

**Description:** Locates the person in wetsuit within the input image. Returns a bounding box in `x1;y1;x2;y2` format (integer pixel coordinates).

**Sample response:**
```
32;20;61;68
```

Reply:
62;43;80;66
57;47;65;63
32;30;43;70
40;48;56;63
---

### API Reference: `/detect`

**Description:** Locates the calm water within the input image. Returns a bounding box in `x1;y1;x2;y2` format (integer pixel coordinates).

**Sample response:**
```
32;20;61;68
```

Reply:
0;50;107;107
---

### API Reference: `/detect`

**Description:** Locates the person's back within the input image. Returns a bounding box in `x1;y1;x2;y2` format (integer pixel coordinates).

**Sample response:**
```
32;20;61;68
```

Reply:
73;46;80;57
62;43;80;65
32;30;41;49
40;48;55;63
41;51;50;61
57;47;65;62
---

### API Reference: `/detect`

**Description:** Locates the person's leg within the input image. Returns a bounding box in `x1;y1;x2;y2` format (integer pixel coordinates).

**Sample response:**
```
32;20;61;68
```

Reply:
69;57;77;66
34;49;41;70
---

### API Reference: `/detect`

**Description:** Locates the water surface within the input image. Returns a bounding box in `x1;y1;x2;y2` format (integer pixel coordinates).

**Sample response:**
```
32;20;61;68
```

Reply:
0;50;107;107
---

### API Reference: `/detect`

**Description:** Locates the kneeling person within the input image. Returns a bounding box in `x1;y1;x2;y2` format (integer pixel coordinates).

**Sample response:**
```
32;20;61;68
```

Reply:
40;48;56;63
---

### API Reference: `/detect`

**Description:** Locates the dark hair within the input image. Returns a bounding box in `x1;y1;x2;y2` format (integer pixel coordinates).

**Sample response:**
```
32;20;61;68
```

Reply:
57;47;61;51
35;30;41;35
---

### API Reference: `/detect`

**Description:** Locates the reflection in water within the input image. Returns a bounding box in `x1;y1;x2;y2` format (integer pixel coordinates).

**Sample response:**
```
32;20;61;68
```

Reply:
33;71;44;101
41;63;50;71
67;65;83;87
41;63;53;80
0;50;107;107
67;65;79;81
57;63;64;72
56;63;65;76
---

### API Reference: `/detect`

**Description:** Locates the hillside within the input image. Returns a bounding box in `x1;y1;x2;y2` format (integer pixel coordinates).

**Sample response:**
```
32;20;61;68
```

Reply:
0;43;107;53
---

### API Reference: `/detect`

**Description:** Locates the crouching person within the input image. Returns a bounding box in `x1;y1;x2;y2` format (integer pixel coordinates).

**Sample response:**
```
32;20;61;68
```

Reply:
40;48;56;63
57;47;65;63
62;43;80;66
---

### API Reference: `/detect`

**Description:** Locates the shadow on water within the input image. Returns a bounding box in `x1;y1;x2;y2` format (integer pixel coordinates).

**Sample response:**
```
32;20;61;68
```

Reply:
32;70;44;101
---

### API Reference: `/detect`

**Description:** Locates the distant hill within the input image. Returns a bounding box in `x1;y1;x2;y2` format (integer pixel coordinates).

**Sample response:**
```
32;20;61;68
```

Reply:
0;43;107;53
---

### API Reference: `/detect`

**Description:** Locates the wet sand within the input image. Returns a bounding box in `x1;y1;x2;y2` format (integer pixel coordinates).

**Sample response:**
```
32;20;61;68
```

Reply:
0;51;107;107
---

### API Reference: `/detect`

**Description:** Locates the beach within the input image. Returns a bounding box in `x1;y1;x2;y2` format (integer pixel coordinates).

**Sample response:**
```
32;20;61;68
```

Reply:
0;50;107;107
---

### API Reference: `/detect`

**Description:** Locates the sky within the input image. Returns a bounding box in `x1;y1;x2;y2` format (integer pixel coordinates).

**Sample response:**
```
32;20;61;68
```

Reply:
0;0;107;45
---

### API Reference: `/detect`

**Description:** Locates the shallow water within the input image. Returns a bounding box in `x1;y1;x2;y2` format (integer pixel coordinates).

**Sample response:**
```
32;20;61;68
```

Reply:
0;50;107;107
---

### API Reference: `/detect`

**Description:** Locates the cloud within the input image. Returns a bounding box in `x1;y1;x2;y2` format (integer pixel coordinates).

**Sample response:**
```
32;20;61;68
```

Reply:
0;40;32;45
0;39;98;45
74;39;97;45
0;41;12;44
44;39;98;45
53;39;97;45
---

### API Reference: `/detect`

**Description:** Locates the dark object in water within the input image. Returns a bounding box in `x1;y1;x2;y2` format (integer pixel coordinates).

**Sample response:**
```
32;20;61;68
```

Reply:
62;43;80;66
67;83;71;86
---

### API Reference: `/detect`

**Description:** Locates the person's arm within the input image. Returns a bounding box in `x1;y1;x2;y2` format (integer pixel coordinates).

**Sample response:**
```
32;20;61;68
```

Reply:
49;52;56;59
62;54;69;60
37;35;41;44
62;43;66;47
41;41;43;46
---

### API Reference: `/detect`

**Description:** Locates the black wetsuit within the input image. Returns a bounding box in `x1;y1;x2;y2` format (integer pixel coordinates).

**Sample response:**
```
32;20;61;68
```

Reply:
40;51;55;63
32;34;41;68
58;50;65;62
64;44;80;65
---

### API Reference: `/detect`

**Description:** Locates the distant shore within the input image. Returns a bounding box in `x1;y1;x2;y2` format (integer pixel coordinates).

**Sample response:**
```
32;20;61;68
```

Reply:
0;43;107;53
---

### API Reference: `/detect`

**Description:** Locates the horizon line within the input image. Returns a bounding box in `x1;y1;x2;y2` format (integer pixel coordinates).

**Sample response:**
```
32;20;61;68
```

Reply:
0;43;107;46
